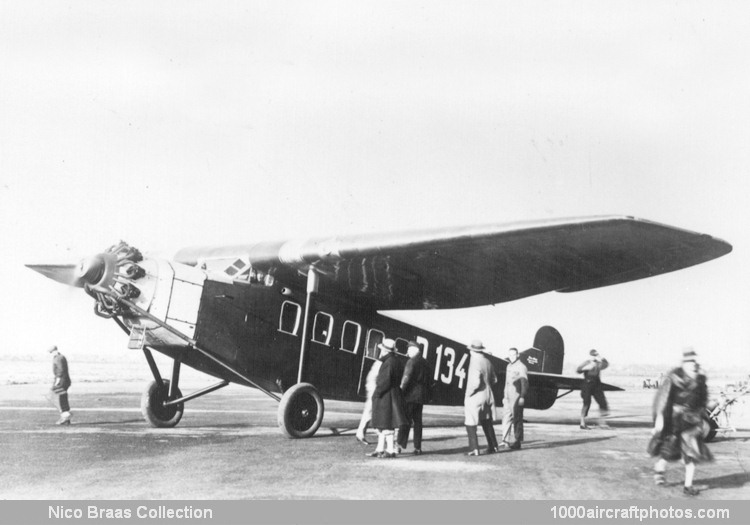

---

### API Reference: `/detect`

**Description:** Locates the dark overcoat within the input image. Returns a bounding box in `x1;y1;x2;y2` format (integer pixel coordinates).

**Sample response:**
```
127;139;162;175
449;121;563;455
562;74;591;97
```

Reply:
400;355;431;405
52;354;71;393
649;367;712;463
371;353;407;430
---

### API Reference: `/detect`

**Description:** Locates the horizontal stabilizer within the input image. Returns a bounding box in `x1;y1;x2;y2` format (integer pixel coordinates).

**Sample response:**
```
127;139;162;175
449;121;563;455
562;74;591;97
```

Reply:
527;371;623;392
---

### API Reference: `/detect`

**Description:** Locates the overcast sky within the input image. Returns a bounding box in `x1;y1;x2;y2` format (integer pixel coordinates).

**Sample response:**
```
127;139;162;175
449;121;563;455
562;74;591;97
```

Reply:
1;1;748;377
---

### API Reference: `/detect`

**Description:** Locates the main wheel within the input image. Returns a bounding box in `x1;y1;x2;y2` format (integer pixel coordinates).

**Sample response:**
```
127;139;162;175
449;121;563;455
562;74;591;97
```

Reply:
277;383;324;438
141;379;184;428
703;408;718;442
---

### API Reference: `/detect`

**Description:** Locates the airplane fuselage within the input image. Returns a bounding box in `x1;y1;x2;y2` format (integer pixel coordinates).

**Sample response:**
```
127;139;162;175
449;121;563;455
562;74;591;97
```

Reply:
135;272;559;411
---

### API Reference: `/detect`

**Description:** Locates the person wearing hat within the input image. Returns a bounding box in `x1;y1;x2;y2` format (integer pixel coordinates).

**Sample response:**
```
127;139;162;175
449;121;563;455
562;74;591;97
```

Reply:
47;346;72;425
576;349;610;429
397;341;432;455
368;338;407;458
463;340;499;456
501;347;528;450
649;348;712;496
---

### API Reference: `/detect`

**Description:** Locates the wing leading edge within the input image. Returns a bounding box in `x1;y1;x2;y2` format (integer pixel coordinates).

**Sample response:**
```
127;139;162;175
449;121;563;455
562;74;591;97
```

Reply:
175;216;731;310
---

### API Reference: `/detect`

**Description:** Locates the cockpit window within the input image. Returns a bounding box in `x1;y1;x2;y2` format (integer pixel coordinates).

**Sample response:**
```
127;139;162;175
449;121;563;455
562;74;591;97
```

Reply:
279;301;301;335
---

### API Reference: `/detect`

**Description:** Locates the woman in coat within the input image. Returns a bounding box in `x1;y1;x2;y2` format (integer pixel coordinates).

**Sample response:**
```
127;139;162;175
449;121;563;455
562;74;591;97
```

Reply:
369;338;406;458
650;348;712;496
464;340;499;455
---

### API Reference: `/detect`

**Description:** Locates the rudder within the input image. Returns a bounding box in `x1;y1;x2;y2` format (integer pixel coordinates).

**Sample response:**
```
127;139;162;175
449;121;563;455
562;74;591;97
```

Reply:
520;326;564;410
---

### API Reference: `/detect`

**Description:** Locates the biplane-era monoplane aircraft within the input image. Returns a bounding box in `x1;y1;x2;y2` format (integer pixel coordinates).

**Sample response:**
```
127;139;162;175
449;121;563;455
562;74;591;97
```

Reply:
27;216;731;438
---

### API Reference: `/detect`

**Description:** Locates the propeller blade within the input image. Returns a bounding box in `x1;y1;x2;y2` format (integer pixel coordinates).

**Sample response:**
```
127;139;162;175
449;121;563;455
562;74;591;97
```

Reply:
25;263;84;288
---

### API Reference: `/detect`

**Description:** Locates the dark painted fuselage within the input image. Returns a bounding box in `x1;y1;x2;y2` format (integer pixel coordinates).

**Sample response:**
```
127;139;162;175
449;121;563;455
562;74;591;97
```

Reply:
151;278;557;409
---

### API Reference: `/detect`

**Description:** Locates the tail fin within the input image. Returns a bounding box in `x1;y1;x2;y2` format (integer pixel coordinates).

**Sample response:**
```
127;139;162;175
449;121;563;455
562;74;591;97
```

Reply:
521;325;564;374
520;326;564;410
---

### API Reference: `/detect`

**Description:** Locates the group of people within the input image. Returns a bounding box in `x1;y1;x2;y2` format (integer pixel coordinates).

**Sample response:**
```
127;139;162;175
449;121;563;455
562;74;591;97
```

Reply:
463;341;529;455
577;345;715;496
356;338;531;457
46;338;713;495
356;339;431;457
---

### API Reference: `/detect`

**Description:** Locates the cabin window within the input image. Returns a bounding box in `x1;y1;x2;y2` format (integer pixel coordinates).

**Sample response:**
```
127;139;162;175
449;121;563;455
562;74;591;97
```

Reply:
279;301;301;335
395;338;409;355
340;321;361;354
312;312;333;345
365;329;385;359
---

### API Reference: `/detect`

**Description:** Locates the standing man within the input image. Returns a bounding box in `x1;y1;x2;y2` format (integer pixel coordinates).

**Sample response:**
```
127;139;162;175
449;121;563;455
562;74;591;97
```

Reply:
464;340;499;456
649;348;712;496
48;346;72;425
576;349;610;429
369;339;406;458
397;341;431;455
501;347;528;450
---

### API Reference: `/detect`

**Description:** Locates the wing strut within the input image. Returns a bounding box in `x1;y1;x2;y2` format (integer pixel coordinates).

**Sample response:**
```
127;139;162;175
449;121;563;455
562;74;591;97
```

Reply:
297;268;319;384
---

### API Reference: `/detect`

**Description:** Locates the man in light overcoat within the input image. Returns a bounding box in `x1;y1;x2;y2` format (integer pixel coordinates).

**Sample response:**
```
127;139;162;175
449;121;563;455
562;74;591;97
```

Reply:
463;340;499;455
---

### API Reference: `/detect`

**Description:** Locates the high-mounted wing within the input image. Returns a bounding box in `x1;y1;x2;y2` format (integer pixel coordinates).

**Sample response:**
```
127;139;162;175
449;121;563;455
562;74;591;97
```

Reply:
175;216;731;310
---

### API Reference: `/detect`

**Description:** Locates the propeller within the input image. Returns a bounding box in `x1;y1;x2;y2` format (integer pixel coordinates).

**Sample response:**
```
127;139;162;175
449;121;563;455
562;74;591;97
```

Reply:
26;254;114;289
26;263;85;287
27;242;145;318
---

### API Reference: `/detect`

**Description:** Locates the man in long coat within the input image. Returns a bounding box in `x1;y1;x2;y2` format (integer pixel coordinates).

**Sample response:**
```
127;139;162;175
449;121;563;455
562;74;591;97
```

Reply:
650;348;712;496
369;338;406;458
48;346;72;425
397;341;432;455
464;340;499;455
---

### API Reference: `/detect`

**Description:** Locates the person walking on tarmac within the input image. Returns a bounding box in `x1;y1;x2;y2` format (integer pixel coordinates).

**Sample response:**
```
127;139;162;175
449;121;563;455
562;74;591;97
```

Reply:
368;339;406;458
501;347;528;450
397;341;431;455
649;348;713;496
464;340;499;456
47;346;72;425
576;349;610;429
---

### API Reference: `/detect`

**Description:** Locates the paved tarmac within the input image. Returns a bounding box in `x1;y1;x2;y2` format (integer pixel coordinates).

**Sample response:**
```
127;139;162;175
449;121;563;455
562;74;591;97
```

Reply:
1;381;748;500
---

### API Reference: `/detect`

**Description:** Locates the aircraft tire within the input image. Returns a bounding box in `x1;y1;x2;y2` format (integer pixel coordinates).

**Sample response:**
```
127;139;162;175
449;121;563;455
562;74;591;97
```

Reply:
277;382;324;438
141;379;184;428
703;409;718;442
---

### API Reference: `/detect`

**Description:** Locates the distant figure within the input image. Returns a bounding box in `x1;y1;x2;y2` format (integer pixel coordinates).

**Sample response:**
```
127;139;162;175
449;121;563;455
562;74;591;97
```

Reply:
397;341;432;455
501;347;528;450
576;349;610;429
355;358;382;445
649;348;712;496
463;340;499;456
47;346;72;425
368;339;406;458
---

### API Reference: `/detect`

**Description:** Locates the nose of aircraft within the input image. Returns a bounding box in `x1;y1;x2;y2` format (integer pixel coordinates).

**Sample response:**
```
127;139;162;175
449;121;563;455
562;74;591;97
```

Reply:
27;242;142;289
